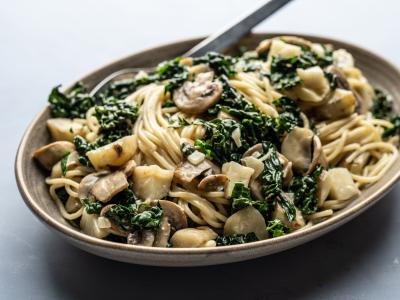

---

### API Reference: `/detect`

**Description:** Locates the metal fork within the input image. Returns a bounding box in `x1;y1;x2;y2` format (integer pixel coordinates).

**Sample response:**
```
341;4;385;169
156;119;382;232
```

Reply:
89;0;293;97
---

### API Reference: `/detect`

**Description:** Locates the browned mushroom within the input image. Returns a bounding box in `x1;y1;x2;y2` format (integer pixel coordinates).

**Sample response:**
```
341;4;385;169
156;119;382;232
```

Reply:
197;174;228;192
33;141;75;170
158;200;188;232
127;230;155;246
173;72;222;114
90;171;129;203
281;127;327;175
99;204;129;237
174;159;219;190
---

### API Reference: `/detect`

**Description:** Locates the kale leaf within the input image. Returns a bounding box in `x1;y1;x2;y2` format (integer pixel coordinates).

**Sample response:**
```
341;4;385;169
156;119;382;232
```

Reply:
383;116;400;137
269;48;332;91
105;202;163;232
56;187;69;202
266;219;290;237
372;88;393;120
193;52;237;77
157;57;189;92
48;82;95;118
260;142;296;221
60;152;70;177
81;198;103;214
215;233;258;246
290;165;323;215
231;183;268;216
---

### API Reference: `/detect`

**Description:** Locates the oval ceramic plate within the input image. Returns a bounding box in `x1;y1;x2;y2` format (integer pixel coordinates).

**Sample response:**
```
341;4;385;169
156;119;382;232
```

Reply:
15;33;400;266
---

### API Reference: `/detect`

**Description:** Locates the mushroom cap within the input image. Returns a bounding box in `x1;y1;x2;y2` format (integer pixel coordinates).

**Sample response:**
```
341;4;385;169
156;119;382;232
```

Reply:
281;127;325;175
197;174;228;192
90;171;129;203
33;141;75;170
242;143;263;158
170;227;217;248
173;72;222;114
153;216;171;247
100;204;129;237
78;171;109;200
158;200;187;232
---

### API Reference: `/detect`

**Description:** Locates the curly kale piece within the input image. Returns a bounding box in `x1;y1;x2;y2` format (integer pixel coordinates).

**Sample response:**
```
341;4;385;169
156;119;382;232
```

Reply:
193;52;237;78
231;183;268;216
81;198;103;214
269;48;333;91
105;202;163;232
216;233;258;246
266;219;290;238
290;165;324;215
60;152;70;177
371;88;393;120
48;82;95;118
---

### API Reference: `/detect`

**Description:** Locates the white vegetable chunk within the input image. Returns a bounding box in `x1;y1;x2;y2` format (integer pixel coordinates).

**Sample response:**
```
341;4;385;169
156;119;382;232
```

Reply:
187;151;205;165
224;206;268;240
47;118;86;142
80;210;109;239
241;156;264;179
170;227;217;248
222;161;254;198
327;168;359;200
87;135;137;170
133;165;174;200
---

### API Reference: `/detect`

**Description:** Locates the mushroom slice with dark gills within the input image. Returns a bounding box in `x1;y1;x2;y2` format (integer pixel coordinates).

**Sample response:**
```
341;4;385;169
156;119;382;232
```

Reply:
173;72;222;114
174;159;220;191
78;170;129;203
33;141;75;170
281;127;327;175
197;174;228;192
273;193;305;230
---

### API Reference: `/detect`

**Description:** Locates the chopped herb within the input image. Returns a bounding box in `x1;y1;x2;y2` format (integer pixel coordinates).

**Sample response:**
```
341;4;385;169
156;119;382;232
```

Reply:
266;219;290;237
290;165;323;215
157;57;189;93
162;99;175;108
169;116;191;128
48;82;95;119
193;52;237;78
56;187;69;202
60;152;70;177
231;183;268;216
105;202;163;232
372;88;393;120
383;116;400;137
215;233;258;246
81;198;103;214
181;142;195;157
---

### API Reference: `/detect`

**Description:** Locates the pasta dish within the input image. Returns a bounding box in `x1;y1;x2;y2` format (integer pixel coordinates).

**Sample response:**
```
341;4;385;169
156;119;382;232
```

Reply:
32;36;400;248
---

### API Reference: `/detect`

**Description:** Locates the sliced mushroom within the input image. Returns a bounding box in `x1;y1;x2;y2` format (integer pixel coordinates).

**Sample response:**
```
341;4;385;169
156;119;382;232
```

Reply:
224;206;268;240
33;141;75;170
242;143;263;158
173;72;222;114
197;174;228;192
315;88;356;120
127;230;156;247
170;227;218;248
153;216;171;247
133;165;174;200
47;118;87;142
174;159;218;190
86;135;137;170
120;159;137;176
90;171;129;203
281;127;327;175
78;171;109;200
158;200;188;232
277;153;294;186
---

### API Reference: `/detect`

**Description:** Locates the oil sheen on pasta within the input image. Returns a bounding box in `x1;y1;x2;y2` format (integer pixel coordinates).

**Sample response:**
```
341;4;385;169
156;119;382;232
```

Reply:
33;36;400;248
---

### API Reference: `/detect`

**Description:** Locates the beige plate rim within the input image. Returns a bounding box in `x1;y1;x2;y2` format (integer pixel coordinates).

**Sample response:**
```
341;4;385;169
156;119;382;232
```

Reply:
15;32;400;255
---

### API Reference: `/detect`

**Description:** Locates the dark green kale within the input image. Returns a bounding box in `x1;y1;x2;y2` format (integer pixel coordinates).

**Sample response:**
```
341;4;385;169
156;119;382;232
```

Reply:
193;52;237;77
73;135;94;167
156;57;189;92
102;76;154;99
231;183;268;216
272;96;304;132
95;97;138;144
110;182;140;206
290;165;323;215
60;152;70;177
48;82;95;118
269;48;333;91
180;142;195;157
195;119;243;164
383;116;400;137
215;233;258;246
266;219;290;237
168;116;191;128
105;202;163;232
162;99;176;108
81;198;103;214
371;88;393;120
56;187;69;202
259;142;296;221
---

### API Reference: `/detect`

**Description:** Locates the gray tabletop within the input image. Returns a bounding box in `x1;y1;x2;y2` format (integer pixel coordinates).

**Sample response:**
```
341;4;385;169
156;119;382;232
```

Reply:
1;0;400;299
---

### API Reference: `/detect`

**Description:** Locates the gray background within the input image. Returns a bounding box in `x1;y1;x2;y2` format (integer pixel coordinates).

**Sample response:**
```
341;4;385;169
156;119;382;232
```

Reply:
1;0;400;299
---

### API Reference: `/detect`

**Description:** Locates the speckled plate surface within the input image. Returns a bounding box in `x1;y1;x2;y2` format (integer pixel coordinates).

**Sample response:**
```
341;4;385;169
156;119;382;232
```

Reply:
15;33;400;266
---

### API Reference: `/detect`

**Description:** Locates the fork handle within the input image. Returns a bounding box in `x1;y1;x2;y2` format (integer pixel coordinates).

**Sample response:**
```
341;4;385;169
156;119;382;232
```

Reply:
183;0;293;57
